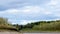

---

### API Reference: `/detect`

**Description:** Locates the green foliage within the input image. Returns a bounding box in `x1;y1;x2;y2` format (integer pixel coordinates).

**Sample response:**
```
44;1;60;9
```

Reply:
0;17;8;24
20;20;60;32
32;20;60;31
0;17;18;31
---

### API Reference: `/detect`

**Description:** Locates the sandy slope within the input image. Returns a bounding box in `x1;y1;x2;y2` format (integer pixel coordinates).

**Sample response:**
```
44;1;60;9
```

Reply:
0;32;22;34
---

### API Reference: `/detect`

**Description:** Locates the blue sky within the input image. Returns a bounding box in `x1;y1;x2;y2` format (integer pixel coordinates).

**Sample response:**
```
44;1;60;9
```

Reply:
0;0;60;25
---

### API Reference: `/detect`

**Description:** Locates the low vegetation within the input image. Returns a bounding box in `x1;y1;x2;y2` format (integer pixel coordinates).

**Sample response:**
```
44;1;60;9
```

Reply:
18;20;60;32
0;17;60;32
0;17;18;31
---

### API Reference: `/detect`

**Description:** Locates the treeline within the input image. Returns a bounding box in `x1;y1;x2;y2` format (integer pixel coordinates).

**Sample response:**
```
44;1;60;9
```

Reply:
1;17;60;32
13;20;60;32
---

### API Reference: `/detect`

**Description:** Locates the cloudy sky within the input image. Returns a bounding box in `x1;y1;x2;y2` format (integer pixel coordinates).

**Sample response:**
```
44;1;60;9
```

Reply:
0;0;60;25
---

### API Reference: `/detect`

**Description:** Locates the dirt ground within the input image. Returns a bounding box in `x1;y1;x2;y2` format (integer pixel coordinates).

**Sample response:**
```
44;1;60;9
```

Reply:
0;32;22;34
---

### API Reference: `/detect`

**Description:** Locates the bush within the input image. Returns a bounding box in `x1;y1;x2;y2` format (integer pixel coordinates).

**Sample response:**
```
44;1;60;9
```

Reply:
32;22;60;31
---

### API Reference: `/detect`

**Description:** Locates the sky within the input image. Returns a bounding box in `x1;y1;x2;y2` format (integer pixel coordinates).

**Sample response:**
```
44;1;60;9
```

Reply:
0;0;60;25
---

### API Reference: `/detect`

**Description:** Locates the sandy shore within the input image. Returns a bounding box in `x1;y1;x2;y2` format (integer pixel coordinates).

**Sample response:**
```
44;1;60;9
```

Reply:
0;32;60;34
0;32;22;34
22;33;60;34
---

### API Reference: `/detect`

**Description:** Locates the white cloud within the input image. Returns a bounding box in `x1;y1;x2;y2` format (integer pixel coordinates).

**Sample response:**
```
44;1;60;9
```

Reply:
44;0;60;17
0;0;60;25
47;0;60;8
0;6;41;14
0;6;53;15
6;9;19;13
0;4;60;25
47;0;58;6
21;6;41;13
0;9;19;14
44;11;52;15
0;5;54;20
8;19;40;25
14;20;40;25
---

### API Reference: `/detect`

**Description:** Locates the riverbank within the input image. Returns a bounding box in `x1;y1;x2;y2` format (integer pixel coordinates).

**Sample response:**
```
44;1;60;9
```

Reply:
22;33;60;34
0;31;22;34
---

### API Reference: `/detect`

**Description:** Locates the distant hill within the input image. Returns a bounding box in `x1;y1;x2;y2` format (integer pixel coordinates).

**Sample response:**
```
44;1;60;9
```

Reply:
19;20;60;32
